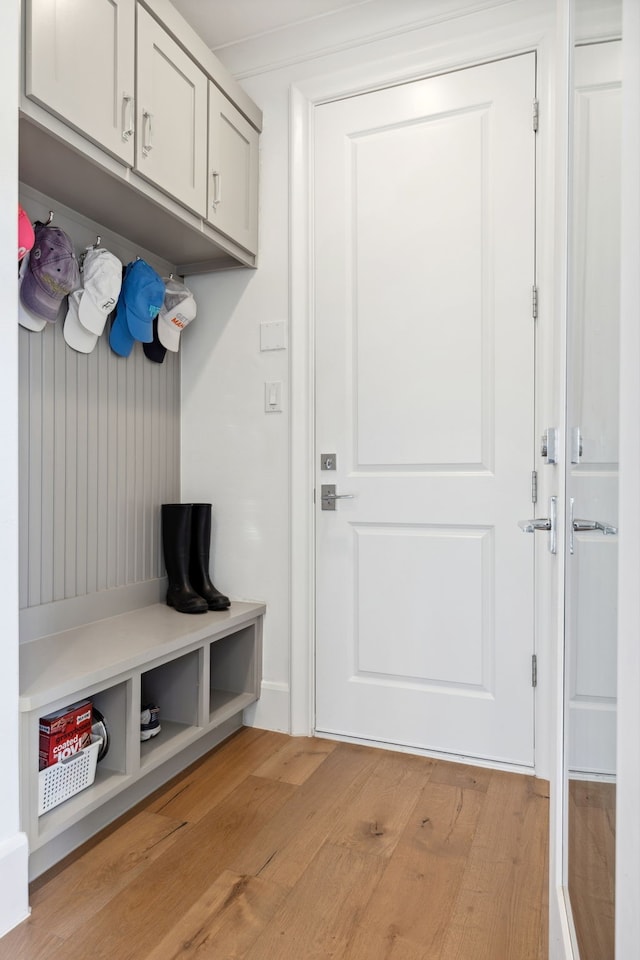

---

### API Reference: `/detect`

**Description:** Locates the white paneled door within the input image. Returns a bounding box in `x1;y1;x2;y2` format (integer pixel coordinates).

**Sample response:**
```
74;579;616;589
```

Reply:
566;41;621;779
314;54;537;765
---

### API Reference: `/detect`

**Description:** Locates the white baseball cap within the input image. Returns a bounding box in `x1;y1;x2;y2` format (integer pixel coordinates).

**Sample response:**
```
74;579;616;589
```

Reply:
64;289;99;353
18;252;47;332
78;248;123;335
157;278;197;352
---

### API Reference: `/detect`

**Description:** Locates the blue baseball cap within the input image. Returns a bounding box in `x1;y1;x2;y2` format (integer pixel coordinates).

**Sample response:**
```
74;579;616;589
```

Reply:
109;260;164;357
109;300;135;357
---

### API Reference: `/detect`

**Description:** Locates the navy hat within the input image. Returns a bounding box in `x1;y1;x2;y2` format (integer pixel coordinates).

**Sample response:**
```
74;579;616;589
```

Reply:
143;316;167;364
109;260;164;357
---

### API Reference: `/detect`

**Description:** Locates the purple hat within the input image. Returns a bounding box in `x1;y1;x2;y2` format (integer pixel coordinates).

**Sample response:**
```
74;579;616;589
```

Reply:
19;222;80;322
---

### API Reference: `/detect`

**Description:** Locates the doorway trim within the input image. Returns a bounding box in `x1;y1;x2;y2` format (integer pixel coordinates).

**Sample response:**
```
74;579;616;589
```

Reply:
288;7;558;778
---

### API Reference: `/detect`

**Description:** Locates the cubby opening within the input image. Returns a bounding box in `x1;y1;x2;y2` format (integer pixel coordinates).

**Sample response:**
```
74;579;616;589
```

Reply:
140;648;202;767
209;625;258;724
92;681;129;776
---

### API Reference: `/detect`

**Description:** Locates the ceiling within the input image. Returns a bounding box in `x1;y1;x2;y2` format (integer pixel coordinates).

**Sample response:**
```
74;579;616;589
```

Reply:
171;0;373;51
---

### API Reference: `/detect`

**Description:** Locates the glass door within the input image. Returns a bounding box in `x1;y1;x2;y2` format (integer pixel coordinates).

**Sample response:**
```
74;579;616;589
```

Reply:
564;6;622;958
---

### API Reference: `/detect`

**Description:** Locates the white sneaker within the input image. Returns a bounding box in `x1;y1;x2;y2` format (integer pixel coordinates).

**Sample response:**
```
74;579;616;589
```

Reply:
140;704;161;741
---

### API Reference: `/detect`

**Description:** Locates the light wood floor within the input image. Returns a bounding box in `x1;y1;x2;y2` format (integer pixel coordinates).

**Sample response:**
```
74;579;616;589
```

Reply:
1;729;549;960
568;779;615;960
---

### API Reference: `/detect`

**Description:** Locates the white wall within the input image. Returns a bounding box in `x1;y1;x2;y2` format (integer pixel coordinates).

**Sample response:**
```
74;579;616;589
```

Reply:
180;0;561;755
0;0;30;937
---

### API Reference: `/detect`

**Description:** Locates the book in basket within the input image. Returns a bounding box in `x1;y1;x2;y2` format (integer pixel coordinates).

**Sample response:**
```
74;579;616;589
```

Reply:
39;699;93;771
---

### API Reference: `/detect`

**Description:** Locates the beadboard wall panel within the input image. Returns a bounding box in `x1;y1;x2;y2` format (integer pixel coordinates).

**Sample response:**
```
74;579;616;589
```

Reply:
19;186;180;626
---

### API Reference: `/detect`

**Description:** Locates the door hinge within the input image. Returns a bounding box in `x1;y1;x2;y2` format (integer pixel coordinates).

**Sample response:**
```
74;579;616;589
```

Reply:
531;654;538;687
533;99;539;132
531;469;538;504
532;285;538;319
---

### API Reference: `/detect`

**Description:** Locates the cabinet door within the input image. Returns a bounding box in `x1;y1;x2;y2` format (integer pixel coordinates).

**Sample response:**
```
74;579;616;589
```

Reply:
25;0;135;165
136;6;207;216
207;84;259;254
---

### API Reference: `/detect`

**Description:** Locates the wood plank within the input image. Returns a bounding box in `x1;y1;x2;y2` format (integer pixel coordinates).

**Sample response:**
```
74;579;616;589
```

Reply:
429;758;493;793
0;922;64;960
146;726;287;822
329;749;435;860
439;773;549;960
344;779;487;959
38;774;296;960
27;811;188;940
140;870;285;960
251;735;337;784
230;741;380;889
243;843;387;960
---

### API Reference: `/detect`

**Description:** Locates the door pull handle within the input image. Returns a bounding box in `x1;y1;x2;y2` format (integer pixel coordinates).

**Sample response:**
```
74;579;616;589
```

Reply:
518;496;557;554
122;94;134;141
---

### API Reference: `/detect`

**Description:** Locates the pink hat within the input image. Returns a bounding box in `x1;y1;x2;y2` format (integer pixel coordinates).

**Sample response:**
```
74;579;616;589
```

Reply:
18;205;35;261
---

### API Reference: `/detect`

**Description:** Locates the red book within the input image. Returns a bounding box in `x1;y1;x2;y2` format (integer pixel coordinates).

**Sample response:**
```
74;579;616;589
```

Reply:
39;700;93;771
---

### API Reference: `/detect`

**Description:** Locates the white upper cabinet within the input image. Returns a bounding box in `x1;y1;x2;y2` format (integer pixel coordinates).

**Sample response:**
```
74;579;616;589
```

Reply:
25;0;136;165
20;0;261;270
135;5;208;216
207;84;259;254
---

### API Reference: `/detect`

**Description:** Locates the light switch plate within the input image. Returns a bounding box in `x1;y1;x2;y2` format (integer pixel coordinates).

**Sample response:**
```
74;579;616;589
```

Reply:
265;381;283;412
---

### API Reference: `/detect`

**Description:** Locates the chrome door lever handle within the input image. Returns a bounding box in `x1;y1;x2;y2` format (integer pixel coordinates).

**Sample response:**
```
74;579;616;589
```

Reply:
320;484;355;511
572;518;618;535
518;518;552;532
518;496;557;554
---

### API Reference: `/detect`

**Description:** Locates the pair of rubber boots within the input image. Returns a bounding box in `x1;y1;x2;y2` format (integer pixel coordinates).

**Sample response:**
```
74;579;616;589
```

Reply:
161;503;230;614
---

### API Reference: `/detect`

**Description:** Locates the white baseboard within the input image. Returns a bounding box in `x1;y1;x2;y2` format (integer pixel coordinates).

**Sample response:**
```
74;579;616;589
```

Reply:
0;832;29;938
243;680;290;732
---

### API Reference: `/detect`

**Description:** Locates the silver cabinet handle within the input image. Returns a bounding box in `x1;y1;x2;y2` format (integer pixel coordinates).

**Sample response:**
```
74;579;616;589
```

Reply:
211;171;222;208
122;94;135;141
321;484;354;511
518;496;557;554
142;109;153;155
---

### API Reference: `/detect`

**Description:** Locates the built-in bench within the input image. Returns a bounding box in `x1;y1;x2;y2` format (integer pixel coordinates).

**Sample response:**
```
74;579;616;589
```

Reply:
19;600;264;878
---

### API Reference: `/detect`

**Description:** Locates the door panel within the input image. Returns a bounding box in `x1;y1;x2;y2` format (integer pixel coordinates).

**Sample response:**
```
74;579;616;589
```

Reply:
566;38;621;960
207;85;259;253
25;0;135;164
314;54;536;765
136;6;207;215
566;41;621;780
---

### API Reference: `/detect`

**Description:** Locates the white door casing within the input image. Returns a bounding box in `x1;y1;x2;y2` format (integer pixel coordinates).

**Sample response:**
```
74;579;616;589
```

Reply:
314;53;537;766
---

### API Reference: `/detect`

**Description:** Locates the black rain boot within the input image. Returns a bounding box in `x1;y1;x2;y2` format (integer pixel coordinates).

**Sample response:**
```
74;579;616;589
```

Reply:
161;504;208;614
189;503;231;611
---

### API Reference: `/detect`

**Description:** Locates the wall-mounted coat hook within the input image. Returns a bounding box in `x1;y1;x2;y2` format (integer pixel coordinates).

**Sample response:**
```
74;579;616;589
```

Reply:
46;210;54;225
94;235;101;248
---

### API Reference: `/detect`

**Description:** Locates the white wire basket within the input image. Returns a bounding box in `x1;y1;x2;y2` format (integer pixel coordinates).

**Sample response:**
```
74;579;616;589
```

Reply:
38;737;102;815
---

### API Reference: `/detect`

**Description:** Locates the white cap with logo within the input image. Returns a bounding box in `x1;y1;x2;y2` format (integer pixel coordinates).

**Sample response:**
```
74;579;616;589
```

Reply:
157;278;197;352
78;248;123;335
